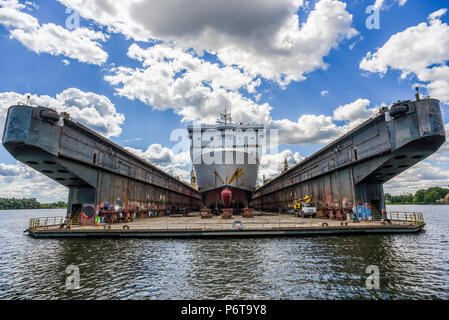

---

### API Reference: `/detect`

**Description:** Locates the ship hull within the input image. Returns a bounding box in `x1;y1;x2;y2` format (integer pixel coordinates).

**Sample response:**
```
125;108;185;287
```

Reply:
192;149;259;208
201;185;252;210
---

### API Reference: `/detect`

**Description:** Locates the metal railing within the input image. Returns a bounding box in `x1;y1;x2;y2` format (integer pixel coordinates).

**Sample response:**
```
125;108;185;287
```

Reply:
388;212;425;226
29;216;65;231
27;212;425;233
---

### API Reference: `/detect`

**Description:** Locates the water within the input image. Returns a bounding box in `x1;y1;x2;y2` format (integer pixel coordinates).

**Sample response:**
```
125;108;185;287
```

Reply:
0;205;448;300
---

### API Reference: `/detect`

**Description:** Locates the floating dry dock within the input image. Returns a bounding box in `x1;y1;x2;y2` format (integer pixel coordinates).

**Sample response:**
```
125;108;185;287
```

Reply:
3;96;446;227
27;213;425;238
3;93;445;236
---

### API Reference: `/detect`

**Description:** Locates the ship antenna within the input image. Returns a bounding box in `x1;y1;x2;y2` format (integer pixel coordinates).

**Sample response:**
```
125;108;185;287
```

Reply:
219;107;232;124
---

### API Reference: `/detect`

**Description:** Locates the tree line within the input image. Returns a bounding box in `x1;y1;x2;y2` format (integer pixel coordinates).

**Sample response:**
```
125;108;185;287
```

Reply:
385;187;449;204
0;197;67;210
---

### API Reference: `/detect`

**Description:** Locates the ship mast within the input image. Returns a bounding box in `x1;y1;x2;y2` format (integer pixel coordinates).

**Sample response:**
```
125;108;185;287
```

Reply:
219;107;232;124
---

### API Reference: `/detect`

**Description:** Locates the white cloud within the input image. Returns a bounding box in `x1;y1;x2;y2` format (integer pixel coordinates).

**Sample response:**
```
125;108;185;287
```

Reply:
123;137;142;143
62;59;70;66
258;149;304;183
24;1;38;11
0;0;108;65
268;98;378;145
59;0;357;85
360;9;449;104
269;114;340;145
0;89;125;138
105;43;271;125
0;162;35;178
0;162;68;202
374;0;408;10
428;8;447;21
106;43;378;146
124;144;191;182
332;98;377;124
124;144;176;164
321;90;329;96
384;161;449;195
374;0;385;9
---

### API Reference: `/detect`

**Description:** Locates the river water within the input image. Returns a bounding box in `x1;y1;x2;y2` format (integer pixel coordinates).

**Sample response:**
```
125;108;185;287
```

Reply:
0;205;448;300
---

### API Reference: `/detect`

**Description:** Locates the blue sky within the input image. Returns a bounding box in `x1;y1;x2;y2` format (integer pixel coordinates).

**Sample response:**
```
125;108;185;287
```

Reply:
0;0;448;202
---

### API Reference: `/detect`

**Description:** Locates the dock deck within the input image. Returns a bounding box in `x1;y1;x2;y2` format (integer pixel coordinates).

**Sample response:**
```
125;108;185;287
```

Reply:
27;213;425;238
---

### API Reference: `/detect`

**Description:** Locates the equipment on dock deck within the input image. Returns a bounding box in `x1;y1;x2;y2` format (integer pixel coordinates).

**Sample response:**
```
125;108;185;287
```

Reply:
292;197;317;218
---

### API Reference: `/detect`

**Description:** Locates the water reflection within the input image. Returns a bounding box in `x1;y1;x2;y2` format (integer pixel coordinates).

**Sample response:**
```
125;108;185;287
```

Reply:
0;206;448;299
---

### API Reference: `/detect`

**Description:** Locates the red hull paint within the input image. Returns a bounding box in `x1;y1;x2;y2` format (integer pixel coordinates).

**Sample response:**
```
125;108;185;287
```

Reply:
201;187;252;209
221;188;232;207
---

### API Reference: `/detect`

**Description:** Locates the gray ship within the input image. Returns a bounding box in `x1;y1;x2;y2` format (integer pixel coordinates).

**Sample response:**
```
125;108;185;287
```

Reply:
188;111;264;210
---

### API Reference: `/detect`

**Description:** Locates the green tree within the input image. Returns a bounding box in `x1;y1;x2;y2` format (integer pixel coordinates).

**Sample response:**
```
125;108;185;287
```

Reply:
413;189;426;203
423;190;440;204
0;198;66;210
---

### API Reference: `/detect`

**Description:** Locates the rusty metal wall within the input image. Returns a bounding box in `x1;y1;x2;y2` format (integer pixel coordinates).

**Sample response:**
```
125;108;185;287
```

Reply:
3;105;202;222
252;99;446;218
